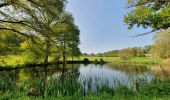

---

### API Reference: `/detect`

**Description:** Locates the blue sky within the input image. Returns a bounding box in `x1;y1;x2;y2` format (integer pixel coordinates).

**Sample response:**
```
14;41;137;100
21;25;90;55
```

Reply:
66;0;154;53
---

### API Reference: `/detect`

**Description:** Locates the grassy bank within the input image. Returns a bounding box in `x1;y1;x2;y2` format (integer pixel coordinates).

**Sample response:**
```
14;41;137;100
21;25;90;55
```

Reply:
1;92;170;100
77;56;162;65
0;55;162;68
0;75;170;100
0;55;56;68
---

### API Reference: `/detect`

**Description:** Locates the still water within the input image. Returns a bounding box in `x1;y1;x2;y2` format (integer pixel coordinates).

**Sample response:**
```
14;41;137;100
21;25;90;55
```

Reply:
1;64;170;86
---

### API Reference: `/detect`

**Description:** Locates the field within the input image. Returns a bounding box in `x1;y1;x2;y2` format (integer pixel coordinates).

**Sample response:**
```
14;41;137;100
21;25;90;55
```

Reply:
0;55;55;67
76;56;162;65
0;55;162;67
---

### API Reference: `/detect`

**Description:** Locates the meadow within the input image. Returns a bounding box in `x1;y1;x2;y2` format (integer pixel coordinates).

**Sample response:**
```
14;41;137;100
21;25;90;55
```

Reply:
76;56;162;65
0;55;162;67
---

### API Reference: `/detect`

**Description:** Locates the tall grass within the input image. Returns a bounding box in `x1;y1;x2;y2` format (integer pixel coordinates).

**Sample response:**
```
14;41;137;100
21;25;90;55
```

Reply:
0;72;170;99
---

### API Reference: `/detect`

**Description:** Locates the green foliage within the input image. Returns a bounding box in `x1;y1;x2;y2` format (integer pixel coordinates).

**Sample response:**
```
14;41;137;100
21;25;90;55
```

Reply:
0;73;14;91
83;58;89;63
103;50;120;57
0;32;24;56
114;85;134;96
139;80;170;96
20;37;45;64
54;13;81;62
124;0;170;31
0;0;80;65
150;29;170;58
102;46;150;58
120;47;143;60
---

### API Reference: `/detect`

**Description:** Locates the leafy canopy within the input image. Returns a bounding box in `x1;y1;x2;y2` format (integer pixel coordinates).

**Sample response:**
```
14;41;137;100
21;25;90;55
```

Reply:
124;0;170;34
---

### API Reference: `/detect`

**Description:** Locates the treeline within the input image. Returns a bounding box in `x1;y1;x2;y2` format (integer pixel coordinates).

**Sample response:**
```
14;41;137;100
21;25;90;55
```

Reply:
103;29;170;59
0;0;81;64
102;45;151;58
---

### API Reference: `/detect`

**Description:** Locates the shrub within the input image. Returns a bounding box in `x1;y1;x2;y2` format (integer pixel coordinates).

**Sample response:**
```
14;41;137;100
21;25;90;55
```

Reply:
83;58;89;64
139;80;170;96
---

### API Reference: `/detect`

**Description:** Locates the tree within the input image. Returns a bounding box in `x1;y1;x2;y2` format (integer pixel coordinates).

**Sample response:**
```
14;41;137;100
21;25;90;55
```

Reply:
124;0;170;36
120;47;143;59
20;35;45;64
0;31;26;56
143;45;151;54
54;13;80;62
0;0;67;64
69;46;81;61
150;29;170;58
103;50;120;57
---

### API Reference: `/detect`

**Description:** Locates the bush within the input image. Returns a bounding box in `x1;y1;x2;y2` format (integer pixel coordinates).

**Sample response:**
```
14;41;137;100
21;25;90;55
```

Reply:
83;58;89;63
139;80;170;96
94;59;98;64
100;59;104;63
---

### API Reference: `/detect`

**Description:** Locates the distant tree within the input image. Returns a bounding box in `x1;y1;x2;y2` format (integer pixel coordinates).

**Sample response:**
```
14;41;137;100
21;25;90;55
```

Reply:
150;29;170;58
103;50;120;57
91;53;95;56
143;45;151;54
83;53;88;56
97;53;103;57
120;48;134;59
120;47;143;59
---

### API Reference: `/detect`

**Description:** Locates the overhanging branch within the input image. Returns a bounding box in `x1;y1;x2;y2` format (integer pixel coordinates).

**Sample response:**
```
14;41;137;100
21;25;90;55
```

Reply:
0;20;27;25
0;3;11;8
129;30;156;38
0;27;31;37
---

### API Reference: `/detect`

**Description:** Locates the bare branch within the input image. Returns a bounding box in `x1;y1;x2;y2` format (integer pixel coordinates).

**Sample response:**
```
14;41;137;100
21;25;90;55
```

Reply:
129;30;156;38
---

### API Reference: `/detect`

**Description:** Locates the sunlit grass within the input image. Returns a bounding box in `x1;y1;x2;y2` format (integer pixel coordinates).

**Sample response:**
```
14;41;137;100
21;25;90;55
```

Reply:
77;56;162;65
0;55;26;67
0;55;162;67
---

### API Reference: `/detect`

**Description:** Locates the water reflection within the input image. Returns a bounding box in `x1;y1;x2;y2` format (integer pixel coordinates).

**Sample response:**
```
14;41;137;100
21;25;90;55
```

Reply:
0;64;170;94
150;65;170;80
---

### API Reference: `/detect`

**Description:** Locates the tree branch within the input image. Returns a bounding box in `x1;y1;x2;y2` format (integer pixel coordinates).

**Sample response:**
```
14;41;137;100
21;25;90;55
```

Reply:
0;27;31;37
27;0;42;7
0;3;11;8
0;20;27;25
130;30;156;38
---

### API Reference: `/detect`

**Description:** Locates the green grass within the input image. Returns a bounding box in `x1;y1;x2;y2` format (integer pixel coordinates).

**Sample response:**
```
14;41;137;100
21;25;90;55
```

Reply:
0;55;162;67
76;56;162;65
0;79;170;100
0;55;26;67
1;92;170;100
0;55;55;67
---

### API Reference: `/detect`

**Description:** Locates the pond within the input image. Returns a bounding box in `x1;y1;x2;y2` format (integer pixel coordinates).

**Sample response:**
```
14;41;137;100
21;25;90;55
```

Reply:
0;64;170;95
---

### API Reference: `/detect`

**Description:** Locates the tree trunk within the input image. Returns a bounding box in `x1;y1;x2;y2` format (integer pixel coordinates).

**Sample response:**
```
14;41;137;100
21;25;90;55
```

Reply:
72;56;74;62
44;38;50;65
63;42;66;64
